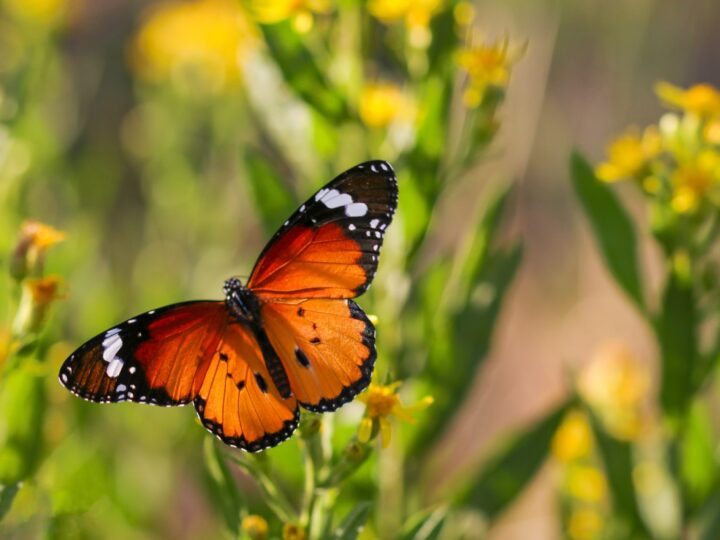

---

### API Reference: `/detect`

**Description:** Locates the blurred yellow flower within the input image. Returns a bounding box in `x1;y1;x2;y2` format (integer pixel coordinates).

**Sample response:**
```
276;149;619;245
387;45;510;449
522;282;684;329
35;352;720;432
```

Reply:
567;508;603;540
656;81;720;118
358;83;416;129
242;514;269;540
595;126;662;182
456;38;523;107
566;465;607;503
670;150;720;214
282;523;307;540
551;410;593;463
579;343;651;441
249;0;330;33
368;0;443;46
357;382;433;448
3;0;65;27
13;276;65;336
11;220;66;281
130;0;255;93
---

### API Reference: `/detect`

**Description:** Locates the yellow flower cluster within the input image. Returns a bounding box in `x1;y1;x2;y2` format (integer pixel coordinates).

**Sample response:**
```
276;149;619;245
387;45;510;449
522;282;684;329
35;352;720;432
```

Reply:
551;410;608;540
551;343;655;540
578;342;652;441
129;0;255;94
368;0;444;47
596;82;720;214
358;83;416;129
456;37;524;108
357;381;433;448
249;0;330;33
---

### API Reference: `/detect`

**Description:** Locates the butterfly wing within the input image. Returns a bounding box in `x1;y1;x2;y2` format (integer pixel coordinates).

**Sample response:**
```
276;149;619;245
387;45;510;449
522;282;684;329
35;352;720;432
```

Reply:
194;322;299;451
59;301;228;406
261;298;375;412
247;160;398;299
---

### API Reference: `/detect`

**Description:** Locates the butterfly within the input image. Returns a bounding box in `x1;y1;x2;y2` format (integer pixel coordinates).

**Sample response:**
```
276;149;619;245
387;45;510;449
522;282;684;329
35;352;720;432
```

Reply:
59;160;397;452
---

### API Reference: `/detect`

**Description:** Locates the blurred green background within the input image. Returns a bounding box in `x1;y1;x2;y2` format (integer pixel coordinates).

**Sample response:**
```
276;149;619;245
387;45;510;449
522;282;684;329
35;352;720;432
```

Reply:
2;0;720;539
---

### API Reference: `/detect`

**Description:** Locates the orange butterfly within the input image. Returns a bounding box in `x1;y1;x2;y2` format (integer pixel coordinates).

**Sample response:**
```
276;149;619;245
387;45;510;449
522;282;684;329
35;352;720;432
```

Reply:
59;161;397;451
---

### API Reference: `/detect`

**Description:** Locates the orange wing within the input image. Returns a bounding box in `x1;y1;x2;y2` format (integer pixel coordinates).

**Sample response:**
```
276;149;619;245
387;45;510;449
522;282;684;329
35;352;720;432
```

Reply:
247;161;397;299
60;301;228;406
194;322;299;451
261;298;375;412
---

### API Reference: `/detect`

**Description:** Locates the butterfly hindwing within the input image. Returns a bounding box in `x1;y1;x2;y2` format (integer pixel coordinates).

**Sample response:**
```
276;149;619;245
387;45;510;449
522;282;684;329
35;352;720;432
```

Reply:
194;322;299;451
59;301;227;406
248;160;398;299
261;298;375;412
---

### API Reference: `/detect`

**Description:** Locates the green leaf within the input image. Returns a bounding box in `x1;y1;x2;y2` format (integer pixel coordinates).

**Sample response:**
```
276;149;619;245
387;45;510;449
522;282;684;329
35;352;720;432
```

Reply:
0;365;45;484
203;438;243;535
330;502;371;540
457;399;572;521
258;21;348;121
588;411;650;537
244;150;297;235
0;483;19;522
681;401;717;511
399;507;447;540
656;266;696;419
570;152;645;311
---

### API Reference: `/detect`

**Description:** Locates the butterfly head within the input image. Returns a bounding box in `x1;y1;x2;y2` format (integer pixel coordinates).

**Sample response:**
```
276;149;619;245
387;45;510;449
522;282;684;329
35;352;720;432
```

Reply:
224;277;260;324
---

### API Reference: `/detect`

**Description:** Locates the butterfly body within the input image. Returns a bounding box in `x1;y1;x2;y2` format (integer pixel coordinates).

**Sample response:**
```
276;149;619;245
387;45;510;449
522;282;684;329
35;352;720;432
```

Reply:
60;160;397;451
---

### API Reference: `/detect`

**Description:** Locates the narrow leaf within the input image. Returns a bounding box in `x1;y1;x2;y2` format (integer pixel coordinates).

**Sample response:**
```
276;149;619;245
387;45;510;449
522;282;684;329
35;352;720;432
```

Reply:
399;507;447;540
656;267;696;419
0;483;19;522
203;438;243;535
457;399;572;521
570;152;645;311
331;502;371;540
259;21;347;121
588;411;650;537
244;150;297;235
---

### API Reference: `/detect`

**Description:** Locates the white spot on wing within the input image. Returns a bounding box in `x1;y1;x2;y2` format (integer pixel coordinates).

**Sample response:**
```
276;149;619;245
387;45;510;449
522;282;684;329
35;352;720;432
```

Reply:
128;319;136;324
116;384;127;393
323;192;353;209
379;162;389;171
129;366;137;374
346;203;368;217
60;372;68;383
105;327;121;337
107;358;124;378
315;188;329;201
102;334;123;363
370;219;379;228
348;224;356;231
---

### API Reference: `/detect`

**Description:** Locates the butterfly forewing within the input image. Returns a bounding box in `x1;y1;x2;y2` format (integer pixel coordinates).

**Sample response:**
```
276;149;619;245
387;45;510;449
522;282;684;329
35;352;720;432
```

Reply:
59;302;227;406
248;160;398;298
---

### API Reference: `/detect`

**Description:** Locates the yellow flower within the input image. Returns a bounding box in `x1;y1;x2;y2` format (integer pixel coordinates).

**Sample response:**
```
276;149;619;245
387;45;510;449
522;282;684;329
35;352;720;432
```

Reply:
656;81;720;118
670;150;720;214
566;465;607;503
282;523;307;540
249;0;330;33
357;382;433;448
13;276;66;336
368;0;443;46
567;508;603;540
129;0;255;93
3;0;65;27
579;343;651;441
10;220;65;281
358;83;416;129
551;410;593;463
456;38;523;107
595;126;662;182
242;515;269;540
